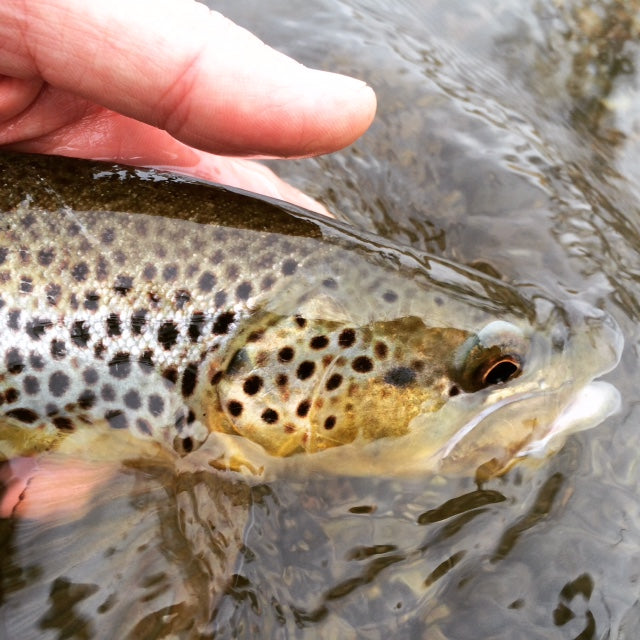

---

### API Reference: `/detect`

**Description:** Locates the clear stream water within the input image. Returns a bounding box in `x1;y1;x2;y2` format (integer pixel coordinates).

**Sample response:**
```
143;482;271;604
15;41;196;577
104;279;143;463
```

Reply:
3;1;640;638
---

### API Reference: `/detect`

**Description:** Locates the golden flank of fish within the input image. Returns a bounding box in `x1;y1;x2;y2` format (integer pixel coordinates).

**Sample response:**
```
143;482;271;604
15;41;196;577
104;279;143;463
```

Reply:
0;153;623;479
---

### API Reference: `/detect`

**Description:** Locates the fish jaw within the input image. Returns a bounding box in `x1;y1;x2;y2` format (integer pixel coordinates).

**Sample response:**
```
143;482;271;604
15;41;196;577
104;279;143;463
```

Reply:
516;380;621;458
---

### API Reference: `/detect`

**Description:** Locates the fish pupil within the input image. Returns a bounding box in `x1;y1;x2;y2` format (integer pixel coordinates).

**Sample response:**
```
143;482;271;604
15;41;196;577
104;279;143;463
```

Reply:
481;358;520;386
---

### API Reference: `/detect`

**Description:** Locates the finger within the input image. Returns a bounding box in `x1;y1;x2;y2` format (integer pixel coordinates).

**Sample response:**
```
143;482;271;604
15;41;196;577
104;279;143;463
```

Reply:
1;0;376;158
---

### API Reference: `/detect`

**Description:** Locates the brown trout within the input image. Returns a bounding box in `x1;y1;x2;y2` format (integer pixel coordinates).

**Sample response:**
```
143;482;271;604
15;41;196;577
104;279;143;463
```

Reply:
0;152;623;478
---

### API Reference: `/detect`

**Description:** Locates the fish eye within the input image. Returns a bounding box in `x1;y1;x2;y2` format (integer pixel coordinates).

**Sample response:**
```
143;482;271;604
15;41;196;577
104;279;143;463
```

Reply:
478;355;522;387
452;321;528;392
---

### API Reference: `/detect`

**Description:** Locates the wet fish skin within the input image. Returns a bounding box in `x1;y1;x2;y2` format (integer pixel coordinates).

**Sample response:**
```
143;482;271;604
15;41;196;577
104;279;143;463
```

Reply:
0;153;618;475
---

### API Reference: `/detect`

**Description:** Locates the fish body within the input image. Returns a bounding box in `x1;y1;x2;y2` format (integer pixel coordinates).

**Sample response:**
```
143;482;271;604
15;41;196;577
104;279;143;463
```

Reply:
0;153;623;477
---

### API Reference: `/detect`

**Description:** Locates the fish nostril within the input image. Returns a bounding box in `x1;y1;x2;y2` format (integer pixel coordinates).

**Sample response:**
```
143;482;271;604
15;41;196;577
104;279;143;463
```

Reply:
481;357;521;387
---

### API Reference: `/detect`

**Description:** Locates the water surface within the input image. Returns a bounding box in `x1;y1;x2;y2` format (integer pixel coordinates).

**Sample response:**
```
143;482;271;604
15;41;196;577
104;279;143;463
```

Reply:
3;1;640;638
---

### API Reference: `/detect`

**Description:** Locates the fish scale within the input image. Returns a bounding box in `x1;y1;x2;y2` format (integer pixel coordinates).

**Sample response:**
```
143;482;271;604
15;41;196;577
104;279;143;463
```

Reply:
0;153;622;476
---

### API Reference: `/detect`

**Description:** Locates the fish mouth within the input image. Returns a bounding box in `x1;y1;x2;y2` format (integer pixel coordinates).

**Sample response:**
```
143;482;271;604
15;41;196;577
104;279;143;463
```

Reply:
433;380;620;469
432;305;624;472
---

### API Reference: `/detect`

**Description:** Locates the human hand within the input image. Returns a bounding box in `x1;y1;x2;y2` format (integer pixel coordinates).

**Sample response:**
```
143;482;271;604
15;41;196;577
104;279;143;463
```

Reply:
0;0;377;214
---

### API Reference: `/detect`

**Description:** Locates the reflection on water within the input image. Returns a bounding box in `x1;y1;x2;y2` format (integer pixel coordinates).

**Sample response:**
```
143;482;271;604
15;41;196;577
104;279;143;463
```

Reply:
3;0;640;637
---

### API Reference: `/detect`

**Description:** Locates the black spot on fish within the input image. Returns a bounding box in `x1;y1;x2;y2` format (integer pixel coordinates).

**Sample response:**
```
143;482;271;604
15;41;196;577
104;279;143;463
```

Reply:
53;416;74;431
19;277;33;293
247;330;264;343
382;291;398;303
214;290;227;308
226;264;239;280
157;322;179;350
227;400;243;417
297;400;310;417
295;316;307;328
278;346;294;362
101;228;115;244
0;248;7;265
114;275;133;295
175;289;190;309
123;389;141;409
352;356;373;373
310;336;329;350
84;291;100;311
49;371;70;397
23;375;40;395
276;373;288;387
198;271;216;293
94;341;106;359
188;312;205;342
212;311;235;335
113;251;126;266
7;309;20;330
181;363;198;397
6;407;38;423
261;408;278;424
46;283;61;306
326;374;343;391
143;264;157;280
106;313;121;337
101;384;115;401
131;309;147;335
138;350;154;374
83;368;98;385
5;388;19;403
29;352;44;370
78;390;96;409
338;329;356;348
163;265;178;282
243;375;263;395
6;348;25;373
324;416;336;430
384;366;416;388
96;257;109;281
37;248;55;266
162;367;178;385
25;317;53;341
282;259;298;276
71;261;89;282
236;282;252;301
261;275;275;291
375;342;388;359
50;340;66;360
45;403;58;416
148;394;164;416
105;410;127;430
210;370;223;385
137;418;152;436
322;278;338;289
108;352;132;379
297;361;316;380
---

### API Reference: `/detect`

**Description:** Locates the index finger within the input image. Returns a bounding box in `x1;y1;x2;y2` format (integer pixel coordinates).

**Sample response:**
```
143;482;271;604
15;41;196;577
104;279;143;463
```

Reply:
0;0;376;157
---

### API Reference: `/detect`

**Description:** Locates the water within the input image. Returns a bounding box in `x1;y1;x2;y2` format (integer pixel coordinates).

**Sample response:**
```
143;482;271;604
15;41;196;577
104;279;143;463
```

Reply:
3;1;640;637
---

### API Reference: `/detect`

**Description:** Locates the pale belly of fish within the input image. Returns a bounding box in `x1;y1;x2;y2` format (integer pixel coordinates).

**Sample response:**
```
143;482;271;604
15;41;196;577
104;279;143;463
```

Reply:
0;153;623;479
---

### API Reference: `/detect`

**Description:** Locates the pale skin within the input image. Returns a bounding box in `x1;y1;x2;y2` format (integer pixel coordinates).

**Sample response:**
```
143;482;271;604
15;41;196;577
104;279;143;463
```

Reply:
0;0;377;518
0;0;376;213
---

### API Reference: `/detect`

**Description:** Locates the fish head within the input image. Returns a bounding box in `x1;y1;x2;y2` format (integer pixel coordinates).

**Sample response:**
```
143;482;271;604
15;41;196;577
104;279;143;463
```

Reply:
212;294;621;479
